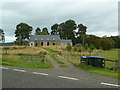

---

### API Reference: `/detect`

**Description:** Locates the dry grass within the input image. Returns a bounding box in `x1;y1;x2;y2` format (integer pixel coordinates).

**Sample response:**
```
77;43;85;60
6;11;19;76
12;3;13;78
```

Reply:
43;45;66;52
2;46;47;54
42;45;99;56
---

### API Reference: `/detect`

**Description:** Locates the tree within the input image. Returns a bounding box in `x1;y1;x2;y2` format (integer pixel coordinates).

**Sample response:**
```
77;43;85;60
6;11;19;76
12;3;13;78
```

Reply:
77;24;87;46
42;27;49;35
111;36;120;48
15;23;33;45
88;44;95;55
58;19;77;45
100;37;115;50
51;24;59;35
0;28;5;44
84;35;100;49
35;27;41;35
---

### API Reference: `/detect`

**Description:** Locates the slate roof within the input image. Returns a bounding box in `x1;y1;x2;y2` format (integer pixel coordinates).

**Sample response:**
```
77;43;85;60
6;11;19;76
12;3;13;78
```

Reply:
29;35;61;41
61;40;72;43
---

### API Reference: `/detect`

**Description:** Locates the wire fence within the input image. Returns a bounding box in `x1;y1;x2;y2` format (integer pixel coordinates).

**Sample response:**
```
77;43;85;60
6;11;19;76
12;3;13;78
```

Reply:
58;51;80;65
2;54;47;63
58;51;119;71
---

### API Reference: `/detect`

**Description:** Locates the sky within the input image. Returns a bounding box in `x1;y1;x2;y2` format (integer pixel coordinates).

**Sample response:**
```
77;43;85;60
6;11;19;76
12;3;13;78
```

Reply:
0;0;118;42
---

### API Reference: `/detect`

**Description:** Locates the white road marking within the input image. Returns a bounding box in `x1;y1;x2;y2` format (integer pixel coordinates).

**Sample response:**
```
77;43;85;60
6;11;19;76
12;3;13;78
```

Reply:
58;76;79;81
33;72;49;76
0;67;8;69
101;82;120;87
13;69;26;72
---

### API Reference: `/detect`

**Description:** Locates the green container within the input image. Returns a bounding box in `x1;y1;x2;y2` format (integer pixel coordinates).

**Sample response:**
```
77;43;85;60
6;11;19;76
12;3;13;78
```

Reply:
80;56;89;64
88;56;105;68
81;56;105;68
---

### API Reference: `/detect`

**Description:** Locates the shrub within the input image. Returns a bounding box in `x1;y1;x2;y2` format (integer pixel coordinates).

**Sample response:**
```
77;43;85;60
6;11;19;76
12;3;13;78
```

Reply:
78;45;86;52
73;47;78;52
66;44;72;51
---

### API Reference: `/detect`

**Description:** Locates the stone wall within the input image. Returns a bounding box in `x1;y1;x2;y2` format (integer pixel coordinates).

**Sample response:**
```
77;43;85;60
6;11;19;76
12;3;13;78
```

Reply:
30;41;61;46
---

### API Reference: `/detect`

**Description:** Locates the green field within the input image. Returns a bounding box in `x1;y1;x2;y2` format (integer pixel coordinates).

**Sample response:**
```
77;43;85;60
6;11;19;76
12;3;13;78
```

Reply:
92;49;119;69
92;49;119;60
2;54;53;69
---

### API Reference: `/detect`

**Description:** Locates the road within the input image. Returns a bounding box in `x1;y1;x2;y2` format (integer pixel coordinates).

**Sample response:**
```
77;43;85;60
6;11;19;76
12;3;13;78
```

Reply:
1;66;119;88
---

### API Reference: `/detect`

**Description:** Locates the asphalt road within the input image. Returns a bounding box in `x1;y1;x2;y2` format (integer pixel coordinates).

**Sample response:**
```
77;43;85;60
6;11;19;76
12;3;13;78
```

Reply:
1;66;119;88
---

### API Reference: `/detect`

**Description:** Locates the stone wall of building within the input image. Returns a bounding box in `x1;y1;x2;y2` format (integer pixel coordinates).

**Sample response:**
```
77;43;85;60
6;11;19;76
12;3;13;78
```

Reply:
30;41;61;46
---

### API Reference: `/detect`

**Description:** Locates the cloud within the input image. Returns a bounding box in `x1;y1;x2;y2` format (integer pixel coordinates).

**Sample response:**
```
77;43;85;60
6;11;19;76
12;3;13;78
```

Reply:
1;1;118;42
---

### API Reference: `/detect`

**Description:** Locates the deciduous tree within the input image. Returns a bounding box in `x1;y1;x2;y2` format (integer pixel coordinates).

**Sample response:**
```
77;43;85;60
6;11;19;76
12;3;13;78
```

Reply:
15;22;33;45
51;24;59;35
35;27;41;35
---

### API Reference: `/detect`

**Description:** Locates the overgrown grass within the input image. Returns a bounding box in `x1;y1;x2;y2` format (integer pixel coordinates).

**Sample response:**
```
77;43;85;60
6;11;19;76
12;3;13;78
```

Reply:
2;54;53;69
2;46;46;54
58;53;80;65
50;54;64;64
42;47;57;53
59;65;68;68
76;63;119;79
57;61;64;64
43;47;64;64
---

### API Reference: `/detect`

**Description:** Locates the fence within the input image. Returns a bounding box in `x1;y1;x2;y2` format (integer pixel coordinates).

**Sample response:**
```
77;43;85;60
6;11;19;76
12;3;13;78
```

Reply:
58;51;80;65
104;59;120;71
58;51;119;71
2;53;46;63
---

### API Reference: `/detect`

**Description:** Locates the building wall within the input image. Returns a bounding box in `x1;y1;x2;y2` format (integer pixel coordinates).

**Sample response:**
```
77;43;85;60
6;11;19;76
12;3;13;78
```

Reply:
30;41;35;46
30;41;61;46
61;42;72;46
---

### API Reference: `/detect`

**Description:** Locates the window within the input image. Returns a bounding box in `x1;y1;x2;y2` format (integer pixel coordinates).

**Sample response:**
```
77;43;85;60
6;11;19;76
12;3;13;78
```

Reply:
53;43;55;45
47;42;49;46
41;42;43;46
31;43;33;46
35;43;38;46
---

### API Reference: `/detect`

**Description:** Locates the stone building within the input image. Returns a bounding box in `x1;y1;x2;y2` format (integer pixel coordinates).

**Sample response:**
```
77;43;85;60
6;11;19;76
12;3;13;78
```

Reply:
29;35;72;46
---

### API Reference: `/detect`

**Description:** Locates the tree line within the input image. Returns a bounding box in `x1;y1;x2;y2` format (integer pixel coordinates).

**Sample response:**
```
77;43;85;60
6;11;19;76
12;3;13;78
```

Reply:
1;19;119;50
14;20;87;46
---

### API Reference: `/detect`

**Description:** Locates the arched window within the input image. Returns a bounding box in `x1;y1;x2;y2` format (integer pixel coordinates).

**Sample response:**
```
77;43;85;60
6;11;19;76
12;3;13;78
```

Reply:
53;43;55;45
41;42;43;46
47;42;49;46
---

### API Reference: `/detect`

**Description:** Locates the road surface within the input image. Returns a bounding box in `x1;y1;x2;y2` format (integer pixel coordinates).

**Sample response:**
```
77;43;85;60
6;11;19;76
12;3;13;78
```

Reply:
1;66;119;88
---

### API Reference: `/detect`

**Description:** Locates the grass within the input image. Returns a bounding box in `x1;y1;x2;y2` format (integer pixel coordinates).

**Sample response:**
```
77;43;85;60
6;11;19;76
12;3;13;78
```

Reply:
2;46;46;54
2;54;53;69
92;49;119;69
76;63;119;79
92;49;119;60
50;54;64;64
43;47;65;64
59;65;68;68
57;48;119;78
42;47;57;53
57;61;64;64
58;54;80;65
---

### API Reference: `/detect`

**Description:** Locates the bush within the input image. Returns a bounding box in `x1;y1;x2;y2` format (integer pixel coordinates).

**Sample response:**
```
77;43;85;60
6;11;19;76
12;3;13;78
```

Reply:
3;47;10;50
78;46;86;52
73;47;78;52
66;44;72;51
